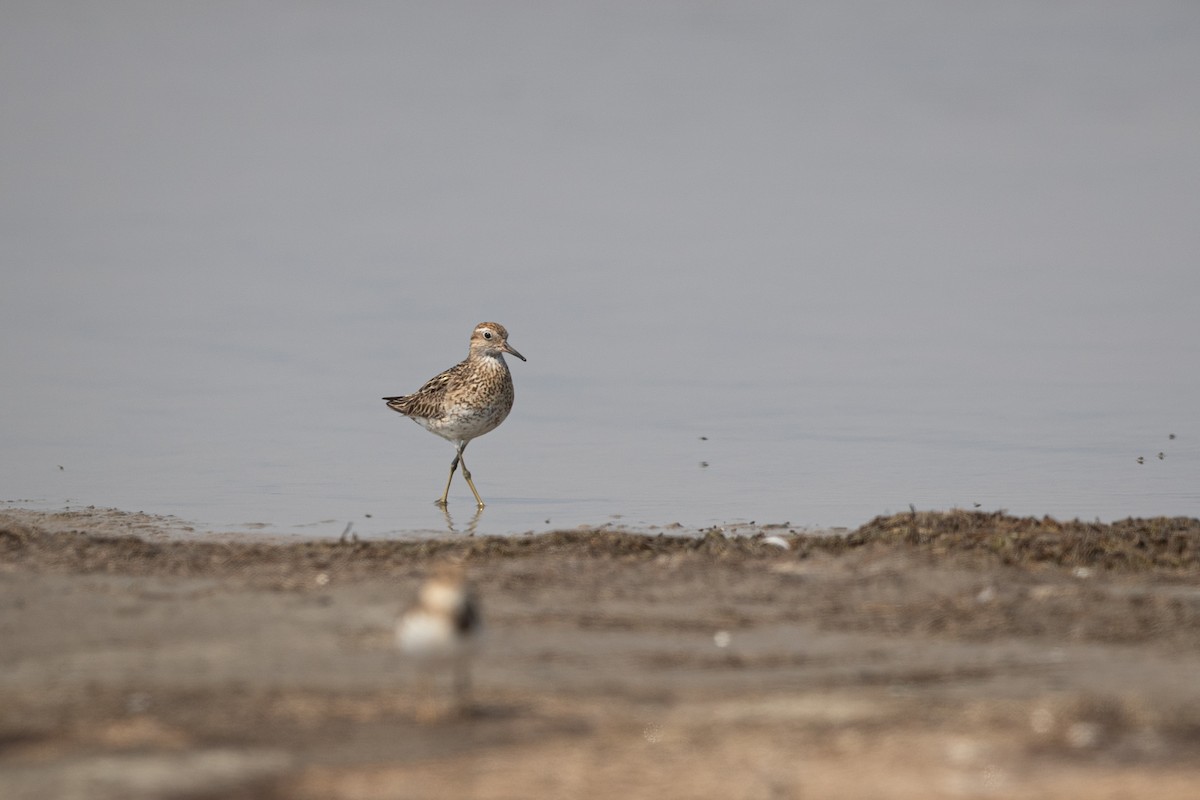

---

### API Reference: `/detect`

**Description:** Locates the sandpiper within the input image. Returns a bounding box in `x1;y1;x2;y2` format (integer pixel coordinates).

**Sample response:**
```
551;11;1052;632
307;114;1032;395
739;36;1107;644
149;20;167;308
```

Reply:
384;322;525;508
397;563;480;714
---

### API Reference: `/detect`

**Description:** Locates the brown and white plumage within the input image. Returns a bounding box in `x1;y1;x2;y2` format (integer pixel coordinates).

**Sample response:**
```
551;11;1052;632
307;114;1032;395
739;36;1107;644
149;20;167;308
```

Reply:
383;322;525;508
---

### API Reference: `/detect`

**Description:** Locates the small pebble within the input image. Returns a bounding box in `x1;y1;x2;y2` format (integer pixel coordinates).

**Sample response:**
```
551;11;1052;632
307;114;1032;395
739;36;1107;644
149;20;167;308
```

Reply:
1030;707;1054;735
1066;722;1102;749
126;692;153;714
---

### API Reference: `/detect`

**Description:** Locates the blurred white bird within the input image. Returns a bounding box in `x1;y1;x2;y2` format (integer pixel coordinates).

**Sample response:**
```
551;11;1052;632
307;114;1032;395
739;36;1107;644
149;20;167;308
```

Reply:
397;562;480;716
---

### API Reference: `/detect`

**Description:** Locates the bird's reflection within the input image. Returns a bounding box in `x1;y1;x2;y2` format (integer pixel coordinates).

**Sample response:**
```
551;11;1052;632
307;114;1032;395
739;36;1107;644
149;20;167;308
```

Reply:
442;504;482;535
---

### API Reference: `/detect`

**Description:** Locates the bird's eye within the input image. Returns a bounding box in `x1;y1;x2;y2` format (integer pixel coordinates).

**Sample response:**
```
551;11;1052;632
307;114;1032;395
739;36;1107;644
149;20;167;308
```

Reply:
483;331;493;339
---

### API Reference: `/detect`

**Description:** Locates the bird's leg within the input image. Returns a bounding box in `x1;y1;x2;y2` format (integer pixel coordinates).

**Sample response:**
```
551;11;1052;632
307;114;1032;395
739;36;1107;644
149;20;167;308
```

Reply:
413;664;441;722
437;447;462;507
457;443;486;509
453;654;472;713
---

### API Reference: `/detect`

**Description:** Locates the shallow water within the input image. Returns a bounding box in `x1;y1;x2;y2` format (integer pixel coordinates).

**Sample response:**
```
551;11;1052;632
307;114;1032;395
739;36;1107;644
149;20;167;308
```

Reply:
2;2;1198;537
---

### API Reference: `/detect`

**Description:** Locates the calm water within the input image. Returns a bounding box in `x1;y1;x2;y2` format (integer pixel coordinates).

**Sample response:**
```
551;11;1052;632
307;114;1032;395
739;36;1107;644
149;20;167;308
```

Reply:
3;3;1198;537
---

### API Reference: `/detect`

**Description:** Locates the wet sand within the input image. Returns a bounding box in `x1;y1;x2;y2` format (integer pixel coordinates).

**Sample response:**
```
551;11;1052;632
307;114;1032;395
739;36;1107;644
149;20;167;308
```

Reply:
2;507;1200;799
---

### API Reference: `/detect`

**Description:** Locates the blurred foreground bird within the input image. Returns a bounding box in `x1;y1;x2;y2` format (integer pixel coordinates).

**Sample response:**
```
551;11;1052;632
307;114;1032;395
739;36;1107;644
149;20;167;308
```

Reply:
396;563;480;717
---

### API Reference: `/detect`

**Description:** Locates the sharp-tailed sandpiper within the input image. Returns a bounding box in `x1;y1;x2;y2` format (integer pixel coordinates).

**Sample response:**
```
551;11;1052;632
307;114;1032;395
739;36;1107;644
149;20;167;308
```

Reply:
383;322;525;508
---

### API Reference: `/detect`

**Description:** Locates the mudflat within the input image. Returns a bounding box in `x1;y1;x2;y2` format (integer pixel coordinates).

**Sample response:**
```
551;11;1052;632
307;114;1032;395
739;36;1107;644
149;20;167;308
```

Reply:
2;508;1199;799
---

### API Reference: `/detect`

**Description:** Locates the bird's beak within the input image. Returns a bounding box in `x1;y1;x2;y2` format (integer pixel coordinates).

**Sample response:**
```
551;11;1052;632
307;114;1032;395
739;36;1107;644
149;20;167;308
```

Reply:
503;342;526;362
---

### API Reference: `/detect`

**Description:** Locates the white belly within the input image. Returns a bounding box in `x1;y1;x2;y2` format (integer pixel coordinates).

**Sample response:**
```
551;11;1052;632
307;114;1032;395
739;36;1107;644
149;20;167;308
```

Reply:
416;403;509;443
397;610;476;661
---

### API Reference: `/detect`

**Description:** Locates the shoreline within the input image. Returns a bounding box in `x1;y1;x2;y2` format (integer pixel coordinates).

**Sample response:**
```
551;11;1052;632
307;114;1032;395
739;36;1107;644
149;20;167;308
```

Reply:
0;502;853;544
3;508;1200;799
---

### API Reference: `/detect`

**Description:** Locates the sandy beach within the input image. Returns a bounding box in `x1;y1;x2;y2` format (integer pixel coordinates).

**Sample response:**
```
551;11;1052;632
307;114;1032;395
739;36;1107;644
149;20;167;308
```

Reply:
2;507;1199;799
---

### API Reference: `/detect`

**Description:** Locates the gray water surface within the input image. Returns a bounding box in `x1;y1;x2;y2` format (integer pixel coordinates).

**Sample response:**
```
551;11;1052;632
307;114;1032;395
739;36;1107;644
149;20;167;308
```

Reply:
2;3;1197;537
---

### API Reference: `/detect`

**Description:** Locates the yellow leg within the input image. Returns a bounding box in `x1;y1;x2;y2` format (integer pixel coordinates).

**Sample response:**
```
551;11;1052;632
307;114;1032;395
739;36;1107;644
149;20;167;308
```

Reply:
438;442;485;508
459;451;485;509
437;449;460;507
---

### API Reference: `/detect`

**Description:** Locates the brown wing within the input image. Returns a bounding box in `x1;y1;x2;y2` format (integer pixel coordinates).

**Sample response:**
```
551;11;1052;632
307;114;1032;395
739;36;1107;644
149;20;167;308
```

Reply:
383;360;466;419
